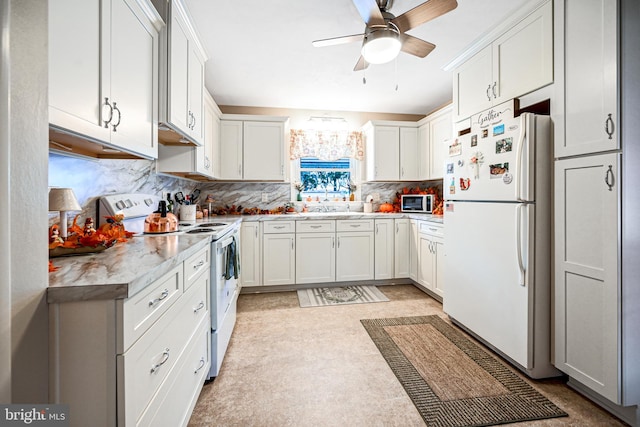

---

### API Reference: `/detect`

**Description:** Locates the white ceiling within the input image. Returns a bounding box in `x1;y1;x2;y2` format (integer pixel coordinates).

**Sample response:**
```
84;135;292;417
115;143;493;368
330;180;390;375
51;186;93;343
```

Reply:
184;0;531;116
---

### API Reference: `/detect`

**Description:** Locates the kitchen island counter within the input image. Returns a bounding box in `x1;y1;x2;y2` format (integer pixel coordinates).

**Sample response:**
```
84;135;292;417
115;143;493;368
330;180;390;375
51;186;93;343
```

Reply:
47;234;211;303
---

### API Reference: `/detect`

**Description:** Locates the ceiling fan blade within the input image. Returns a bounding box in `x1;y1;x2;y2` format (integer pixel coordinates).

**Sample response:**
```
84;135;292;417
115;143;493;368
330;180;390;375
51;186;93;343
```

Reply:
352;0;386;27
354;55;370;71
400;34;436;58
312;33;364;48
391;0;458;33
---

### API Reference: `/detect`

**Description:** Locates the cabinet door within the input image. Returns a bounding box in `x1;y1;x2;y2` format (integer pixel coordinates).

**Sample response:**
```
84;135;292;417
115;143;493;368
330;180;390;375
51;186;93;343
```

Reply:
210;111;221;178
433;240;445;298
336;232;374;282
394;219;410;278
374;220;394;280
554;154;619;403
296;233;336;284
418;124;430;180
240;222;261;287
417;234;435;291
110;0;158;158
168;11;190;134
453;45;493;121
493;1;553;104
219;121;243;180
558;0;618;157
409;220;418;281
429;109;452;180
187;45;205;144
49;0;110;143
243;121;285;181
372;126;400;181
263;234;295;286
198;92;215;176
399;128;420;181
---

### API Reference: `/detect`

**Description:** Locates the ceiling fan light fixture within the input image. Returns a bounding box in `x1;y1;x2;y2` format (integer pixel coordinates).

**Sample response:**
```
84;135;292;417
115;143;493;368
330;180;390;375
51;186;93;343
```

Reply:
361;27;401;65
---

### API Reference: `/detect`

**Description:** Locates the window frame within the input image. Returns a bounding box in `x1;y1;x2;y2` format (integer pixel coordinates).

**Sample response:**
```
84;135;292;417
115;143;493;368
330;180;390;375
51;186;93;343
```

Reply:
291;157;361;202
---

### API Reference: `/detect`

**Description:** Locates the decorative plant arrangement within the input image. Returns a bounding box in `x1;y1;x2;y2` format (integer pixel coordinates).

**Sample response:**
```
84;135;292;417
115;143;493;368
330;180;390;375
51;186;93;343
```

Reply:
348;180;357;201
294;181;304;201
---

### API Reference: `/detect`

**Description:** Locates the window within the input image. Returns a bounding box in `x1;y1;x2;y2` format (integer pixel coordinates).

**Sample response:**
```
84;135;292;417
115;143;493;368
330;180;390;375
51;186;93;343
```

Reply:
295;157;354;201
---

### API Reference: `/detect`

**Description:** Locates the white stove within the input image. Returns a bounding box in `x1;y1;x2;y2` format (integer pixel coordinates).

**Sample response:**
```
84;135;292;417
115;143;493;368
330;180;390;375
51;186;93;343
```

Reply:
98;193;241;380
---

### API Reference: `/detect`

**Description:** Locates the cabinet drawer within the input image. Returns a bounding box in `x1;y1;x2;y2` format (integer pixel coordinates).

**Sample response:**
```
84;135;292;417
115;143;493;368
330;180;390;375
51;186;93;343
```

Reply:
136;317;210;427
336;219;374;232
120;264;183;353
419;222;444;238
263;221;295;233
296;220;335;233
119;278;208;426
184;244;210;292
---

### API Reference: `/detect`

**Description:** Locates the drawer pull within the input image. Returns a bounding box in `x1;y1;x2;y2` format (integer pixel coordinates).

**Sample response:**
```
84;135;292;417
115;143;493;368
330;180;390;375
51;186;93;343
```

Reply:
194;357;206;374
193;301;205;313
193;260;205;270
349;224;361;228
429;227;437;232
273;225;285;229
150;348;170;374
148;289;169;307
310;225;322;229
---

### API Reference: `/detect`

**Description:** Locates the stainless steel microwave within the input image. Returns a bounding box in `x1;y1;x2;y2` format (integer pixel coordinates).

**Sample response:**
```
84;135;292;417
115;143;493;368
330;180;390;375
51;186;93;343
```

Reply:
400;194;434;213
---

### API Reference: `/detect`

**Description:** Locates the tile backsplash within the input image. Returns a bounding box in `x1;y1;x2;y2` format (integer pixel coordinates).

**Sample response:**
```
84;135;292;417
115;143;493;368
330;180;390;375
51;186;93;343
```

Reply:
49;153;442;226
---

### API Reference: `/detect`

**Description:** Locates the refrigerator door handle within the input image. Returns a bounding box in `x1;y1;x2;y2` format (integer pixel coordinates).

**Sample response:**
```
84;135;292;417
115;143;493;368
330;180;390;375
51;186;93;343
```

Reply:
516;204;526;287
515;115;527;202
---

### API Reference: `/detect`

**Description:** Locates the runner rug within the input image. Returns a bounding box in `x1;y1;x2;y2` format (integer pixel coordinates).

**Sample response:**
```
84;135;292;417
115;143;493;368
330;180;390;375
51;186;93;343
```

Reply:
297;285;388;308
360;315;568;427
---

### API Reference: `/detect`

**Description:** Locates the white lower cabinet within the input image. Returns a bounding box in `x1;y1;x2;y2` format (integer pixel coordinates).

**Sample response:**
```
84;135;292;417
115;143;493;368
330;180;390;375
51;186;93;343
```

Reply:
374;219;394;280
262;225;296;286
409;220;419;281
336;220;374;282
240;222;261;287
415;221;445;299
49;245;211;427
394;219;410;278
296;233;336;284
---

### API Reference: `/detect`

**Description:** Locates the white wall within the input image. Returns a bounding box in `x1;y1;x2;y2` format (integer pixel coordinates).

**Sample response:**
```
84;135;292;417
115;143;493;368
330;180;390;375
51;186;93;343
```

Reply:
8;0;50;403
0;0;12;404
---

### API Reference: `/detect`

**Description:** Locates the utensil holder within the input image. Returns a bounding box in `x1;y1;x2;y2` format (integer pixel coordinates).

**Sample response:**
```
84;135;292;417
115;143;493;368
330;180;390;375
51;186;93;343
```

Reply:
179;205;196;221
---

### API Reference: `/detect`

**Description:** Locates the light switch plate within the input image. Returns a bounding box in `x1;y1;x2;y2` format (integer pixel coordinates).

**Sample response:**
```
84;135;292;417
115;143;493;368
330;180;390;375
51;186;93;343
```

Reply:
261;192;269;202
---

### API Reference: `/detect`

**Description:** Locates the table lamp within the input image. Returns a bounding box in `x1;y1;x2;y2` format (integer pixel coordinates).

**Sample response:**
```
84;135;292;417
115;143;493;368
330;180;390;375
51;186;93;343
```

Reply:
49;187;82;238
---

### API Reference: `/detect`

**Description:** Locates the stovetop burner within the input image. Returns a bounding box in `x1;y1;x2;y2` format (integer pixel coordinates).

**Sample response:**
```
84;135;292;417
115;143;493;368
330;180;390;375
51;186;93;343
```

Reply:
199;223;227;227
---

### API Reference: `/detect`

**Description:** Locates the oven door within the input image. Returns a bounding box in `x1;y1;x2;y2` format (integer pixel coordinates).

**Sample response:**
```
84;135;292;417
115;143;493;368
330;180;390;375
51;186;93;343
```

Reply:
211;230;240;331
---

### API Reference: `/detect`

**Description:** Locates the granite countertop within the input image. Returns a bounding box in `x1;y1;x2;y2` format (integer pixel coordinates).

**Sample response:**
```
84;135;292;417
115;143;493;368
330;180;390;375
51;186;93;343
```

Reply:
233;212;444;223
48;234;211;304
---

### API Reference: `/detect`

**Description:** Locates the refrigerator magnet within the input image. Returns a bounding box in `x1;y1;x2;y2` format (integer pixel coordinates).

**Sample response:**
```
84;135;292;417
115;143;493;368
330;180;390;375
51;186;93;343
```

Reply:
446;163;454;174
503;173;513;184
459;178;471;191
449;178;456;194
490;162;509;179
457;159;465;167
449;139;462;156
482;129;489;138
495;137;513;153
471;134;478;147
469;152;484;179
493;123;505;136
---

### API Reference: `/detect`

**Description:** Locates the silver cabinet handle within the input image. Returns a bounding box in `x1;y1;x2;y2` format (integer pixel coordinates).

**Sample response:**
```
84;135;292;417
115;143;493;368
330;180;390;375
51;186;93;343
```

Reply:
150;348;170;374
193;260;205;270
337;237;340;248
255;227;258;238
428;227;437;232
332;237;335;248
486;84;492;101
375;166;378;178
191;113;196;130
194;357;206;374
376;224;379;234
349;224;361;228
111;102;121;132
281;164;284;176
396;223;399;234
492;82;497;99
204;155;210;170
193;301;205;313
605;165;615;191
291;238;294;250
238;164;242;176
103;97;113;128
274;225;285;229
310;225;322;229
148;289;169;307
401;167;405;177
605;113;615;140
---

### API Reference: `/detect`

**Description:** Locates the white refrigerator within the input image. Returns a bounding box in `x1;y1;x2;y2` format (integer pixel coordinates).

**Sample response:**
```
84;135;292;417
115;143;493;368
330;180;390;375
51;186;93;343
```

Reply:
443;103;560;379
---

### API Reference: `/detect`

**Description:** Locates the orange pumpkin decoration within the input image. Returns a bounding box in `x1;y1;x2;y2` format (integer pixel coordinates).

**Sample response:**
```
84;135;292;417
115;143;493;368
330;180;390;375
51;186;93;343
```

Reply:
379;203;394;213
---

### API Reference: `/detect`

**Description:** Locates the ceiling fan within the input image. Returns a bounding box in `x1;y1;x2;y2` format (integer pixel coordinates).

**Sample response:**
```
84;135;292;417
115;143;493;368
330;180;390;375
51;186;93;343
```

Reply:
312;0;458;71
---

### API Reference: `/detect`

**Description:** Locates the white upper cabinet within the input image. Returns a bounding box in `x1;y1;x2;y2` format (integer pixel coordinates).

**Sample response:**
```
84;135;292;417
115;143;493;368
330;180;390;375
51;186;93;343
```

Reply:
160;0;206;145
556;0;618;158
452;1;553;122
363;122;420;181
49;0;161;159
416;104;453;181
218;116;288;181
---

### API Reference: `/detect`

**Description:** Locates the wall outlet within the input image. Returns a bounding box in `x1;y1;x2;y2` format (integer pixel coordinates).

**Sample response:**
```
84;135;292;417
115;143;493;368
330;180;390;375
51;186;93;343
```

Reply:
261;192;269;203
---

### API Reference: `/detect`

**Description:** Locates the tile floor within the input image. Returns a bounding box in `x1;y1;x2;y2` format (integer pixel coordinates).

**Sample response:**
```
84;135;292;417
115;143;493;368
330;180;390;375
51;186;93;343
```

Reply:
188;285;629;426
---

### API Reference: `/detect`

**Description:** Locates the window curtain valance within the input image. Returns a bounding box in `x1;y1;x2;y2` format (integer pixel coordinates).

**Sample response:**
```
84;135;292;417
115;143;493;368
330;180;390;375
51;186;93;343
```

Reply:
289;129;364;161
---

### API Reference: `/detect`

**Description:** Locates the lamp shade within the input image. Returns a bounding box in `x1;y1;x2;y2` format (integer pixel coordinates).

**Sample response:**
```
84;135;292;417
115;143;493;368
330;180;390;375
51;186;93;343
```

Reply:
49;188;82;212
